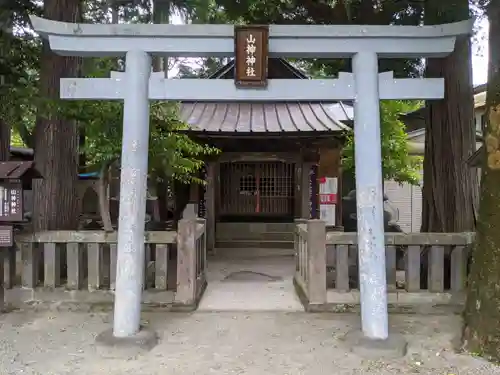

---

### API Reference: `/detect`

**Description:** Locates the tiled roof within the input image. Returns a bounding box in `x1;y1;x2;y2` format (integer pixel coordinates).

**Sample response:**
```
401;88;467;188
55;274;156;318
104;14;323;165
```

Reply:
179;102;350;133
179;58;350;133
0;161;42;179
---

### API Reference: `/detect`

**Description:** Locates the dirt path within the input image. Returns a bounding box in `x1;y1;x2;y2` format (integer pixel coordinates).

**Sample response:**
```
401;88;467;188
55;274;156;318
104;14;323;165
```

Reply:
0;310;497;375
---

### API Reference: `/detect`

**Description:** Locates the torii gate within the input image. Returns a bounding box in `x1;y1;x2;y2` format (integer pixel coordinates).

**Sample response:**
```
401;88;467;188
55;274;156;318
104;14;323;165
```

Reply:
31;16;471;352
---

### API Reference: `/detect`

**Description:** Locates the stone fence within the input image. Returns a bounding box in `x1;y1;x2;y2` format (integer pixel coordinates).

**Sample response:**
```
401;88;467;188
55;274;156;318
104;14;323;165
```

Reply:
0;218;207;311
294;219;474;313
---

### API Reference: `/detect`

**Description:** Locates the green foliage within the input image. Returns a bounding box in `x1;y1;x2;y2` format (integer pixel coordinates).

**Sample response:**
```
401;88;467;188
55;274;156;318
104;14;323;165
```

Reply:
0;0;42;149
297;61;423;185
342;100;423;185
10;129;25;147
0;32;40;148
212;0;425;78
57;58;219;183
78;100;219;183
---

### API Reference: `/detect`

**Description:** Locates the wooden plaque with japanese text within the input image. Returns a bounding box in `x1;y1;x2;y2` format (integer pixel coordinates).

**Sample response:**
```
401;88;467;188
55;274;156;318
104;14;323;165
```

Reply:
234;25;269;88
0;182;23;222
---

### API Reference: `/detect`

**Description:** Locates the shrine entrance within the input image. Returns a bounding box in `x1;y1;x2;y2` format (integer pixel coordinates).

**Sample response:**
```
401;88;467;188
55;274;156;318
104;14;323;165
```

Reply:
31;14;471;343
219;161;295;221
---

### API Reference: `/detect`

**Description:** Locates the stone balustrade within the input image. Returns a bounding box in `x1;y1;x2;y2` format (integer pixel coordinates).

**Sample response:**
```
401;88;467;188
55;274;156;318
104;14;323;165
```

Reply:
0;218;207;311
294;219;474;313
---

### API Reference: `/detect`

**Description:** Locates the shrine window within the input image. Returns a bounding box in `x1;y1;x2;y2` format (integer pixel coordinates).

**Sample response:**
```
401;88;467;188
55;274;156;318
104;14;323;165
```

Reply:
239;175;256;194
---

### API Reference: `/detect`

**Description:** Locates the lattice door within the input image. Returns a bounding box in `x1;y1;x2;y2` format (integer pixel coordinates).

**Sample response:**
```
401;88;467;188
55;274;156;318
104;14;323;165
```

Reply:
219;161;295;217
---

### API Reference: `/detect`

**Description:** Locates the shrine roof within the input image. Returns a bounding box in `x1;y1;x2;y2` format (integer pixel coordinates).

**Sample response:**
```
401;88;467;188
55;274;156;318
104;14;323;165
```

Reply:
0;161;42;180
180;102;351;133
179;58;351;133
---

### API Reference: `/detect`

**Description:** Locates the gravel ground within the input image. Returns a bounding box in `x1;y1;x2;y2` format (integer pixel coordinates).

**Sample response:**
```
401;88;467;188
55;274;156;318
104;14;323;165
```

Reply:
0;310;498;375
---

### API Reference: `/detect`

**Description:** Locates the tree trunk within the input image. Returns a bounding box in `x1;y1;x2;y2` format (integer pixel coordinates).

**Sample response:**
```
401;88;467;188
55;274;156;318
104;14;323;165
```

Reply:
0;119;10;161
151;0;170;222
32;0;81;231
421;0;477;233
462;2;500;361
152;0;170;72
0;7;13;161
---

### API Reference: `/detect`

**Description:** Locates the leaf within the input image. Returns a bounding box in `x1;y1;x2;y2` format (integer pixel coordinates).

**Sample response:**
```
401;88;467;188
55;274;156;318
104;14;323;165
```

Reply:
341;100;424;185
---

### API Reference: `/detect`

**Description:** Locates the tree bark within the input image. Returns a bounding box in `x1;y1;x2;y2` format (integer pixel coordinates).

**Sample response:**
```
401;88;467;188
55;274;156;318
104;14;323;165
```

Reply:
32;0;81;231
152;0;170;72
151;0;170;222
421;0;477;233
0;7;13;161
0;119;10;161
462;2;500;361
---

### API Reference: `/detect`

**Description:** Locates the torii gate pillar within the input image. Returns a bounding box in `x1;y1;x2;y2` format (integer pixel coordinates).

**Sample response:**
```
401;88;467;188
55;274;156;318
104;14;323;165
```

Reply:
94;50;159;351
112;50;152;338
352;51;389;340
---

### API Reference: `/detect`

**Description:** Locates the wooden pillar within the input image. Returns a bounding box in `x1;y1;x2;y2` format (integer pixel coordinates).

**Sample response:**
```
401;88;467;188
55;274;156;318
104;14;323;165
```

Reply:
205;162;216;252
310;164;319;219
183;179;199;218
301;162;313;218
294;163;301;218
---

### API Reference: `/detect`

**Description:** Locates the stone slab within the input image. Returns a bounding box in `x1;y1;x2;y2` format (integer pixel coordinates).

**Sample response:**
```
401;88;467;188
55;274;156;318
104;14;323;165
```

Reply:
198;280;304;312
341;329;408;359
95;327;158;359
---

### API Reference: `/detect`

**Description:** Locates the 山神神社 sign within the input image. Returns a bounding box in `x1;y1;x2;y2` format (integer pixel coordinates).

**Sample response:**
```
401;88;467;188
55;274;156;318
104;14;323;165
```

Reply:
234;25;268;87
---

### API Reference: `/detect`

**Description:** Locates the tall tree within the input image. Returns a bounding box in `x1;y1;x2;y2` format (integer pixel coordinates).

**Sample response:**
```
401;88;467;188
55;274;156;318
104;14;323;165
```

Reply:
463;0;500;361
420;0;478;232
0;0;40;159
0;6;13;160
32;0;82;230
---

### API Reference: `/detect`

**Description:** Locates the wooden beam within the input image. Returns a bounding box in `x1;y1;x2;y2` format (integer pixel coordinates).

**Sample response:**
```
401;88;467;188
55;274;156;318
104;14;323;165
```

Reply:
216;152;302;163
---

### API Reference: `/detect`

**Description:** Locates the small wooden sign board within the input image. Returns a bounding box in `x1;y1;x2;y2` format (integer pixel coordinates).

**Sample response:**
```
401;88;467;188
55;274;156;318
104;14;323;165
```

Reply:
0;183;23;222
0;161;42;223
0;225;13;247
234;25;269;88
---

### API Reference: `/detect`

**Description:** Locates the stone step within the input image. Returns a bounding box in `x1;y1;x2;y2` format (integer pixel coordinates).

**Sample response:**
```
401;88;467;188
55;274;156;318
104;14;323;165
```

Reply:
213;246;295;258
216;231;294;242
216;239;293;249
216;222;295;234
215;239;294;249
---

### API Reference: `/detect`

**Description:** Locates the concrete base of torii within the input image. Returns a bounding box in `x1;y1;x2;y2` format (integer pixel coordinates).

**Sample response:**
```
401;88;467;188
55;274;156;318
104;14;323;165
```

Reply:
95;327;159;359
341;330;408;359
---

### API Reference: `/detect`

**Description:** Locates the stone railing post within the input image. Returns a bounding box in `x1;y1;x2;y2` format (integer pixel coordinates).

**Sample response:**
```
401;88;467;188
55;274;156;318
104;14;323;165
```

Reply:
0;247;4;310
175;218;197;304
307;219;327;304
294;218;307;272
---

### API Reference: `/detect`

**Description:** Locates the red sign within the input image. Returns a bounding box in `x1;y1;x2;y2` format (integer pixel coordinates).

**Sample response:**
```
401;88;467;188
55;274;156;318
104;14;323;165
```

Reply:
319;193;337;205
